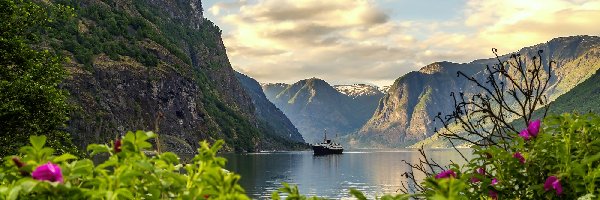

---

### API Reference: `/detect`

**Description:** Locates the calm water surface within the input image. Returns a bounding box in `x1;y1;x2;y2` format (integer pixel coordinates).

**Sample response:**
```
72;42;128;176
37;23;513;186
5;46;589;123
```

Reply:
222;149;471;199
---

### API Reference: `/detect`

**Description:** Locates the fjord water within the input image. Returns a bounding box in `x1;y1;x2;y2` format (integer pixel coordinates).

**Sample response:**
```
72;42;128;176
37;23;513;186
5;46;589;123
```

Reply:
222;149;471;199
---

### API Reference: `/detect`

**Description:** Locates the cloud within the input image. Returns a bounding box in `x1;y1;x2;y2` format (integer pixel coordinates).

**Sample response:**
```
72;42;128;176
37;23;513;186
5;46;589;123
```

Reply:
459;0;600;54
211;0;600;87
208;0;247;16
216;0;421;85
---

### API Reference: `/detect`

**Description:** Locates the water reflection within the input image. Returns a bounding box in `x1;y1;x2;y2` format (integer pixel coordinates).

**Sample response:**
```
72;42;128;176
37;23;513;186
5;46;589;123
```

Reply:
222;149;471;199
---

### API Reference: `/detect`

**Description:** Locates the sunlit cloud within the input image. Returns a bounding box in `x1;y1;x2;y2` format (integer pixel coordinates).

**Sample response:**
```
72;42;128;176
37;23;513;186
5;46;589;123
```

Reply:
205;0;600;86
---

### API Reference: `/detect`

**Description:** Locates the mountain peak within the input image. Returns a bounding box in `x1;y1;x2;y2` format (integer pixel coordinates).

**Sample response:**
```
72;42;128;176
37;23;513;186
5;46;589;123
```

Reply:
355;35;600;148
334;84;383;98
301;77;327;84
263;78;384;143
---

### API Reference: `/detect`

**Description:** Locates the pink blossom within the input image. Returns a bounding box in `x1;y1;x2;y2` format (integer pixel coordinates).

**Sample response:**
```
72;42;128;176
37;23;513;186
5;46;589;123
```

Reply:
519;119;541;140
471;168;486;183
32;162;63;183
435;170;456;179
491;178;498;185
528;119;541;137
518;129;531;140
477;167;485;175
544;176;563;195
489;190;498;200
470;177;480;183
513;152;525;164
114;139;122;153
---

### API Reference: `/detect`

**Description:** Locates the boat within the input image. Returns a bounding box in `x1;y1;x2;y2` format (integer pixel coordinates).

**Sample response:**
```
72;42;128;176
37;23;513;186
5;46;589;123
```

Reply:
312;130;343;155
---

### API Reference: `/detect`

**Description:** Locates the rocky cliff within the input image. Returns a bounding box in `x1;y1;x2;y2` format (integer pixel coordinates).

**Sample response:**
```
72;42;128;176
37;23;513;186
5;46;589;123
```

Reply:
262;79;383;143
353;35;600;148
235;72;305;144
48;0;303;153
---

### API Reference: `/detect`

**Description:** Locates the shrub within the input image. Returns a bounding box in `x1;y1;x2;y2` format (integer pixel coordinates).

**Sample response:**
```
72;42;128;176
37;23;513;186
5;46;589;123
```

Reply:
0;0;78;157
0;131;249;199
423;113;600;199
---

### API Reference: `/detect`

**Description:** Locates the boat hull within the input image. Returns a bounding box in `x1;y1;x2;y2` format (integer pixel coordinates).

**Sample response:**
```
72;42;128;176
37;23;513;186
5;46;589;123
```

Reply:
312;146;343;155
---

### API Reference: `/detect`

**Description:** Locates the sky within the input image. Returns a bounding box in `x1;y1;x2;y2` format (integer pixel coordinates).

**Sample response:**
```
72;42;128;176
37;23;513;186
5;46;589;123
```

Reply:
202;0;600;87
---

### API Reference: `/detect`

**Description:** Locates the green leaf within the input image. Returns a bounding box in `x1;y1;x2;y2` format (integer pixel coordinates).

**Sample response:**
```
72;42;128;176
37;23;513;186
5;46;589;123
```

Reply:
30;135;46;150
123;131;136;144
580;152;600;165
19;180;38;193
271;191;281;200
350;189;367;200
97;156;118;170
380;194;412;200
114;188;134;199
87;144;110;156
70;159;94;177
38;147;55;159
159;152;180;164
7;186;22;200
53;153;77;163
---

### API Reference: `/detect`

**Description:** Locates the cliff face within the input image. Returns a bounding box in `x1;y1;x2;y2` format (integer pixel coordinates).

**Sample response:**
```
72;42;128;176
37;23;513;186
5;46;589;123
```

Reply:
51;0;301;153
235;72;305;143
354;36;600;148
262;79;383;143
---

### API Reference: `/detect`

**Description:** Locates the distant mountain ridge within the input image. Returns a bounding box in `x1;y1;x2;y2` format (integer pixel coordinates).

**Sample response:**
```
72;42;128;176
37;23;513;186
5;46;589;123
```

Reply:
262;78;383;143
351;35;600;148
234;72;305;146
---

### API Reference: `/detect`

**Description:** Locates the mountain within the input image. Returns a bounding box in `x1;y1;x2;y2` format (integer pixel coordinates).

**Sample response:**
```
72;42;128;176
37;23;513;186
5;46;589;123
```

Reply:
262;79;383;143
45;0;304;153
536;68;600;116
234;72;305;145
334;84;383;97
380;86;392;93
353;35;600;148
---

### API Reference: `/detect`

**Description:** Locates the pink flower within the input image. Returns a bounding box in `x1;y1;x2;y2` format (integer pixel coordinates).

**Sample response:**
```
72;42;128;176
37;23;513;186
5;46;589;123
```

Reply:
489;190;498;200
435;170;456;179
519;119;541;140
518;129;531;140
477;167;485;175
528;119;541;137
471;168;486;183
114;139;122;153
491;178;498;185
513;152;525;164
32;162;63;183
544;176;563;195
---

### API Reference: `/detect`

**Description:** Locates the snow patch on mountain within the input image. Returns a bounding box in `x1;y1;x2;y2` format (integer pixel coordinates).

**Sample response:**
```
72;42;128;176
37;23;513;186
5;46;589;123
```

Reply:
334;84;383;98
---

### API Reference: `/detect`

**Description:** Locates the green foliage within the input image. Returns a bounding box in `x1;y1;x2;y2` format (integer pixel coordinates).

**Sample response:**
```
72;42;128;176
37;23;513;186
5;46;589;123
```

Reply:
47;0;225;69
0;0;78;157
44;0;265;152
271;183;323;200
422;113;600;199
531;68;600;120
48;1;162;67
0;131;250;199
271;183;412;200
422;175;468;200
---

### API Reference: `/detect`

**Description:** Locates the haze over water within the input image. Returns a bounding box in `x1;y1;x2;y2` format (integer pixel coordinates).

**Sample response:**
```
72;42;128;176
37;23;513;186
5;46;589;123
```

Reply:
223;149;471;199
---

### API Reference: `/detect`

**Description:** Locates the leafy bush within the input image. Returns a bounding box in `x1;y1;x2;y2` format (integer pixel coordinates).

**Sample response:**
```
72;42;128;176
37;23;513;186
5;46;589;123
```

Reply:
0;0;78;157
423;113;600;199
0;131;249;199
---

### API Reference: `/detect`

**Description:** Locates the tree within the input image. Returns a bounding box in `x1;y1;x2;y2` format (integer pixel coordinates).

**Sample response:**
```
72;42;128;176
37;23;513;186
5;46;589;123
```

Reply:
398;49;555;197
0;0;78;157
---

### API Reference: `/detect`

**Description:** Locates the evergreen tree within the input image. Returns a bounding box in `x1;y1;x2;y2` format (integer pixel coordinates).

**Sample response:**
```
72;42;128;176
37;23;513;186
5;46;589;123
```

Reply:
0;0;78;156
